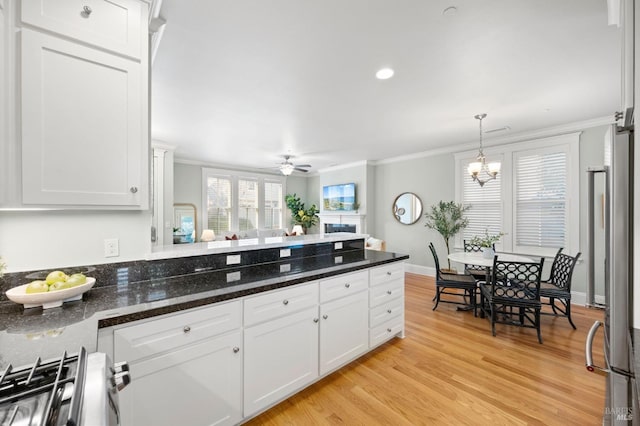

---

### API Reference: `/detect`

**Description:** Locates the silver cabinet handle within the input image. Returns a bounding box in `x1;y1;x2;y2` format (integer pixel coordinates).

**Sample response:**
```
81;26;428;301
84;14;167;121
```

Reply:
313;318;319;323
386;271;392;276
183;326;191;333
283;299;289;305
322;314;328;320
344;283;350;288
233;347;240;353
387;328;392;333
82;5;92;17
387;309;392;314
130;186;138;193
387;290;392;295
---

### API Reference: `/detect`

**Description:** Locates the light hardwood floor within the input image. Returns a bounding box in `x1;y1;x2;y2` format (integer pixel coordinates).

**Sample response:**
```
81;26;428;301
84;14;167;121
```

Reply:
245;273;606;425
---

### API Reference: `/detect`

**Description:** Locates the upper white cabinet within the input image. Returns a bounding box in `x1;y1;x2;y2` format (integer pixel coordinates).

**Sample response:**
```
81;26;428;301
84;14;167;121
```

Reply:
21;0;144;59
0;0;149;209
21;29;145;206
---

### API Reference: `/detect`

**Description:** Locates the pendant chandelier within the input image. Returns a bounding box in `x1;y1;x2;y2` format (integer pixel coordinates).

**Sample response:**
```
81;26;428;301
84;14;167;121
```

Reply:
467;113;500;187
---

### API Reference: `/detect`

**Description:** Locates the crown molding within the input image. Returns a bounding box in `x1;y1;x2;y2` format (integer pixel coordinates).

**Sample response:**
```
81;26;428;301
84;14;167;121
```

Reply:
373;115;615;165
317;160;370;174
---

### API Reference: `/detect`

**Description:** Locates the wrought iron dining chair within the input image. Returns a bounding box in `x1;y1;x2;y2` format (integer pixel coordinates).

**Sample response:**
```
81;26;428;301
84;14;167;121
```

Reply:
539;249;581;329
429;242;478;314
479;257;545;343
463;239;494;282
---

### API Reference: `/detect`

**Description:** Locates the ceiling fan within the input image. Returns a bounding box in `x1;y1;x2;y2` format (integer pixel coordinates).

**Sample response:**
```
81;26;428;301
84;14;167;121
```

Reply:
277;155;311;175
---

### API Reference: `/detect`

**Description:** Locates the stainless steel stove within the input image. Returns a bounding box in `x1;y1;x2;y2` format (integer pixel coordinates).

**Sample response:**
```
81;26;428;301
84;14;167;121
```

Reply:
0;348;130;426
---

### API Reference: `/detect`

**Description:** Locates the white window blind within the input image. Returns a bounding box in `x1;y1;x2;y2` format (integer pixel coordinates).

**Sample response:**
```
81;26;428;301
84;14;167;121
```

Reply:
461;160;503;244
264;182;283;229
206;176;232;233
238;178;258;231
515;150;567;249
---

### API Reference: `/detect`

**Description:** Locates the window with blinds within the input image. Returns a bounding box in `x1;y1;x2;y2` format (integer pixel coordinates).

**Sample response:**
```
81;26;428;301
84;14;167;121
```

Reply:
461;161;503;246
264;181;283;229
515;150;567;250
206;176;232;233
455;132;578;256
238;179;258;231
202;168;286;235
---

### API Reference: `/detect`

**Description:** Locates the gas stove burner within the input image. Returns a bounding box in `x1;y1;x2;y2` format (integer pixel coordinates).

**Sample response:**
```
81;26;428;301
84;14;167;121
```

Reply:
0;349;129;426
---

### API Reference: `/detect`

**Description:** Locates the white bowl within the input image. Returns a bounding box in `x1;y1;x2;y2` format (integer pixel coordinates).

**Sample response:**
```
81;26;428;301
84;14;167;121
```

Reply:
6;277;96;309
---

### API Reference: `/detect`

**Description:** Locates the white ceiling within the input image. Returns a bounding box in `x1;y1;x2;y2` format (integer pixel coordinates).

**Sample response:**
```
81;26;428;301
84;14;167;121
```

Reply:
151;0;621;174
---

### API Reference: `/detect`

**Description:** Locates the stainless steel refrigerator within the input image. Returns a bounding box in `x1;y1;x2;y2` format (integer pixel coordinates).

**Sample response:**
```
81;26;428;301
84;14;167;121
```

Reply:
585;124;637;424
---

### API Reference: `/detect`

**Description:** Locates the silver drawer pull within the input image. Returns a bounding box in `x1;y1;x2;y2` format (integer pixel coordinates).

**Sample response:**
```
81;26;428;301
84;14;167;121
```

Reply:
183;326;191;333
81;5;92;17
344;283;350;288
387;290;392;295
386;271;392;276
387;309;392;314
323;314;328;320
130;186;138;193
387;328;392;333
313;318;319;323
283;299;289;305
233;347;240;353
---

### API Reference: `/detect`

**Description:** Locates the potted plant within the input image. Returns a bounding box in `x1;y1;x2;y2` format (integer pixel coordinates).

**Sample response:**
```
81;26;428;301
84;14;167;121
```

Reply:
425;201;470;271
285;193;320;233
469;229;505;258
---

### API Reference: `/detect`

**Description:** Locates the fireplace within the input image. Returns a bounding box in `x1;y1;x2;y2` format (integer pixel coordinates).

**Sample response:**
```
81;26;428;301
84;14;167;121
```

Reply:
319;214;366;234
325;223;357;233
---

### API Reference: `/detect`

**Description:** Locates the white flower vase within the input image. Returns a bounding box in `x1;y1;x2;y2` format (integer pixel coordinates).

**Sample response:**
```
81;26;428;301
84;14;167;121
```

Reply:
482;247;495;259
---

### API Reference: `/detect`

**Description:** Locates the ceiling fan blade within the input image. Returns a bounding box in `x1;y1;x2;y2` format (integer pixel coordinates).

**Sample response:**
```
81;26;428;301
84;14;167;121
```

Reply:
294;164;311;168
294;167;309;173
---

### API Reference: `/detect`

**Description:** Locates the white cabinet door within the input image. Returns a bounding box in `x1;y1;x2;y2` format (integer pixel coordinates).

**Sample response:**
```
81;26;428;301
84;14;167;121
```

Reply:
117;331;243;426
21;0;144;59
243;306;319;417
21;29;146;207
0;3;5;205
319;290;369;376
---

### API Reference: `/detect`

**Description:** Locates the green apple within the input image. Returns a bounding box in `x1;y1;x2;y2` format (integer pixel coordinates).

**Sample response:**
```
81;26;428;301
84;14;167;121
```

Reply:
66;274;86;287
26;280;49;294
45;270;68;285
49;280;73;291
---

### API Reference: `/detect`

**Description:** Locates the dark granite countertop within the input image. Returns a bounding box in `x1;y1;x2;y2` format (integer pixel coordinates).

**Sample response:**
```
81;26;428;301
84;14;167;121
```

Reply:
0;249;408;369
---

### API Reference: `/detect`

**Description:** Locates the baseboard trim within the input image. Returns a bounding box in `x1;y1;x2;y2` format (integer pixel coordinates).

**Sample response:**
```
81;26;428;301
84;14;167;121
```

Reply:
405;264;606;307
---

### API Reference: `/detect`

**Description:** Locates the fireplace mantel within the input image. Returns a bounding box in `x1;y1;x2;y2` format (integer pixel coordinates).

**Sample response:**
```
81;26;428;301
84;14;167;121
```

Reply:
319;213;366;234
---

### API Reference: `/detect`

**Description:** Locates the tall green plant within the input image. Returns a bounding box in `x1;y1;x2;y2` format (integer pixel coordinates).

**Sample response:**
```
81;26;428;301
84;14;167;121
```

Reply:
425;201;471;270
285;193;319;231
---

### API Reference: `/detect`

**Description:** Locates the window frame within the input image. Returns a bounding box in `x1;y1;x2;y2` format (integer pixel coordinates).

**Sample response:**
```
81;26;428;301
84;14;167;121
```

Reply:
454;132;580;258
201;168;286;235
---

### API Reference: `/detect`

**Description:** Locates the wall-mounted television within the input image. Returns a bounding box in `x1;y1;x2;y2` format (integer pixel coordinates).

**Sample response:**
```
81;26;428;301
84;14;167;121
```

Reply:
323;183;356;211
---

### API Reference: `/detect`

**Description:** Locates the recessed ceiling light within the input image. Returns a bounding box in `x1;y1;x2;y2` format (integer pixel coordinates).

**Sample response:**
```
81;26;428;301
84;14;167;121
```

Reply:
443;6;458;17
376;68;394;80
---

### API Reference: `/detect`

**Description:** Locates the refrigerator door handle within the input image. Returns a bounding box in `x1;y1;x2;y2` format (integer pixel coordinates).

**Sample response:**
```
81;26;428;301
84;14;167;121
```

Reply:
585;320;609;375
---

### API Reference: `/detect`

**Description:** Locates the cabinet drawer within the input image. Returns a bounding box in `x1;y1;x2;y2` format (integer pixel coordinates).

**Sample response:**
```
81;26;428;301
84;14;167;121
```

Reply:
369;263;404;287
369;298;403;327
369;279;404;308
22;0;145;59
114;301;241;363
319;271;368;303
369;316;404;348
244;282;318;326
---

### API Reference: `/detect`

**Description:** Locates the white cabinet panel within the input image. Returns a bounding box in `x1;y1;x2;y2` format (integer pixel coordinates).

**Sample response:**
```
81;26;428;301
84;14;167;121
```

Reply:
243;306;319;417
369;262;404;286
369;279;404;308
21;29;146;207
319;290;369;376
244;281;318;326
369;297;403;327
369;316;404;348
319;270;368;303
22;0;144;58
114;301;241;363
117;331;243;426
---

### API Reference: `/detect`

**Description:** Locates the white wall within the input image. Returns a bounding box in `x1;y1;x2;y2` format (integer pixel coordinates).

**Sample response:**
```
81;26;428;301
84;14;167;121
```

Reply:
0;210;151;272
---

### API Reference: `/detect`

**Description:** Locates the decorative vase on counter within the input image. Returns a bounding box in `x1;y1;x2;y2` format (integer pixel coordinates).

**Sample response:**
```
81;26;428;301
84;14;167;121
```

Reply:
482;247;495;259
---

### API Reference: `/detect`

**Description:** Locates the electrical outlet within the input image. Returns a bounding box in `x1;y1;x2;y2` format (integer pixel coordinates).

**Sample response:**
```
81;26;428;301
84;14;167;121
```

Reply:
104;238;119;257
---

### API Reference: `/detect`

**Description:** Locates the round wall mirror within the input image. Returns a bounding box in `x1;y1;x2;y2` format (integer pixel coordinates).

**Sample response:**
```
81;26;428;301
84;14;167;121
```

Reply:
393;192;423;225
